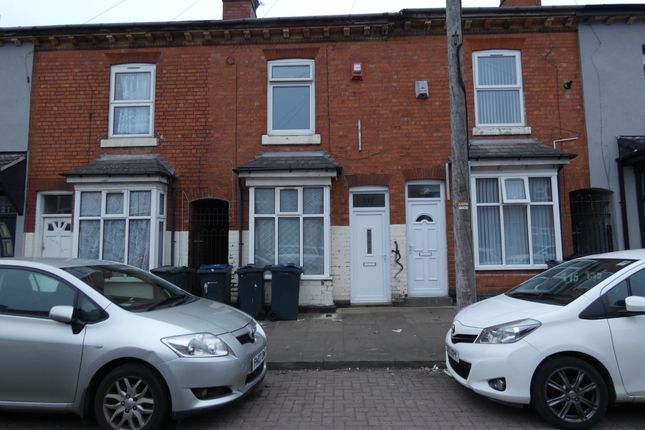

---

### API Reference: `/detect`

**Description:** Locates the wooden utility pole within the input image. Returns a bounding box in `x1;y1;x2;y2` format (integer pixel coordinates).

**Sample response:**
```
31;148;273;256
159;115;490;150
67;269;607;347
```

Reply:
446;0;477;309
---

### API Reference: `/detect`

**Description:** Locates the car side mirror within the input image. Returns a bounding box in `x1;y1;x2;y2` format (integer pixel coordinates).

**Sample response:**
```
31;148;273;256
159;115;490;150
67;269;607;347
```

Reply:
49;305;75;323
623;296;645;316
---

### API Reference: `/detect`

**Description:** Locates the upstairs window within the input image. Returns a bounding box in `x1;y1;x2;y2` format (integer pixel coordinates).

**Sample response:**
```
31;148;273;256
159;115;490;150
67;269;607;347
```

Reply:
109;64;155;138
267;59;315;135
473;50;525;127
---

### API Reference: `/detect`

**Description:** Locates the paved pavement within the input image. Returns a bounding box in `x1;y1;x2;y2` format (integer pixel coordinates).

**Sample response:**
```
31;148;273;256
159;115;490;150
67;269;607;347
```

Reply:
261;306;456;369
5;369;643;429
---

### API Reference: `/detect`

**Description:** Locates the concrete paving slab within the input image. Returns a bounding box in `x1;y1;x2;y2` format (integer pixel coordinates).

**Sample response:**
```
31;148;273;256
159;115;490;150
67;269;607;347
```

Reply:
261;306;456;369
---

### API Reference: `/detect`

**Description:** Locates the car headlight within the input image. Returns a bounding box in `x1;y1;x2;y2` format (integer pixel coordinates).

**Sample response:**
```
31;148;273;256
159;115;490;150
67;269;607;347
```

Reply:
475;319;541;344
162;333;231;358
254;321;266;339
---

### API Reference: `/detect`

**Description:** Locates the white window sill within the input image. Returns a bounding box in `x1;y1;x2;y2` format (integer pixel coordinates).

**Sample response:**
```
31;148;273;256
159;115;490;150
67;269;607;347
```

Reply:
262;134;321;145
263;274;331;281
475;264;548;271
472;126;532;136
100;137;158;148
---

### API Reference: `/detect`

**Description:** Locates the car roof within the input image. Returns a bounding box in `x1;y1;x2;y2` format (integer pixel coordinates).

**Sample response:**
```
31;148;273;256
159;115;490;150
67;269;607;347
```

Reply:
0;257;119;269
578;249;645;261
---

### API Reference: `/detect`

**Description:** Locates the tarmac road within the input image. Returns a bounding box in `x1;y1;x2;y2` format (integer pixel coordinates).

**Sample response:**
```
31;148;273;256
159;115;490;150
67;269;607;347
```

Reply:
2;368;643;429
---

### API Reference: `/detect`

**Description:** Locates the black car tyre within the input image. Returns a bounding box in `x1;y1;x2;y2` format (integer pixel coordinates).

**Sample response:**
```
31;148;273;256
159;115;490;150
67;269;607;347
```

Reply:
531;356;608;430
94;363;170;430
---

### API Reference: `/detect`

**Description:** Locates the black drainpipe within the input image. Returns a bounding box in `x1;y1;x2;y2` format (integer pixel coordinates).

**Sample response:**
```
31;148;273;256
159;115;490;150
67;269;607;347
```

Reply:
618;160;630;249
170;177;177;265
238;177;244;267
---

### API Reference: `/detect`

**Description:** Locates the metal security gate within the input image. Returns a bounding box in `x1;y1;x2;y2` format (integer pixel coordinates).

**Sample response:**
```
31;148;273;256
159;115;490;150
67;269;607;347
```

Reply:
570;189;613;257
189;199;229;268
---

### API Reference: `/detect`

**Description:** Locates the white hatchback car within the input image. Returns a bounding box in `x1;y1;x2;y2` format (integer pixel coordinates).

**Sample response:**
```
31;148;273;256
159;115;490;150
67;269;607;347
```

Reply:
445;250;645;429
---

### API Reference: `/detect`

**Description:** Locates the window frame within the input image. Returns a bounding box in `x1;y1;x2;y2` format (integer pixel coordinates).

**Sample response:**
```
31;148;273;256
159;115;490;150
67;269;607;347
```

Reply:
249;185;330;278
471;171;563;270
267;59;316;136
72;185;166;270
108;63;156;138
473;50;526;128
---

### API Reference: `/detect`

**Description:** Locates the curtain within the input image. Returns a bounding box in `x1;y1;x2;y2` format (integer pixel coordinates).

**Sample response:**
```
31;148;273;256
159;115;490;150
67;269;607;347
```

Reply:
278;218;300;265
254;218;275;266
255;189;275;214
114;106;150;135
106;193;123;215
115;72;151;101
80;192;101;217
531;206;555;264
103;220;125;263
303;218;324;275
476;178;502;265
79;220;100;259
128;220;150;269
477;90;521;125
130;191;151;216
477;55;520;125
280;189;298;212
529;178;552;202
478;207;502;265
504;179;526;200
303;188;323;214
476;178;499;203
504;206;529;264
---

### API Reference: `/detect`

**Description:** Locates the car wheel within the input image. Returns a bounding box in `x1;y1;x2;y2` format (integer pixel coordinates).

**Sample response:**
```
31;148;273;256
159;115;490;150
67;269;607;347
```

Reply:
531;356;608;430
94;363;169;430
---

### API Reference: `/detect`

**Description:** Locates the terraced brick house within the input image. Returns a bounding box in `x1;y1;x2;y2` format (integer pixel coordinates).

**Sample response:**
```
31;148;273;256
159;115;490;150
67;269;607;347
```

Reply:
3;0;632;307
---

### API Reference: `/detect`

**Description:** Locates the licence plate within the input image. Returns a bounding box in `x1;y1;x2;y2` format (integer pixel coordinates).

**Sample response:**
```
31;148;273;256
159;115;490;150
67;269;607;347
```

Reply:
252;348;266;371
446;345;459;363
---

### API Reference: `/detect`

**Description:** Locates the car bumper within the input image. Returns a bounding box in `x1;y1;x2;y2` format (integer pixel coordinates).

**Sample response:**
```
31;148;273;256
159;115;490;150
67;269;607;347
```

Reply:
159;338;267;416
444;330;543;404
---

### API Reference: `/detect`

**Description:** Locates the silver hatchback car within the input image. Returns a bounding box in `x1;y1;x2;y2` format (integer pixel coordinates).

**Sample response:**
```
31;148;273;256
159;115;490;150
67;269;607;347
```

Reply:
0;258;267;430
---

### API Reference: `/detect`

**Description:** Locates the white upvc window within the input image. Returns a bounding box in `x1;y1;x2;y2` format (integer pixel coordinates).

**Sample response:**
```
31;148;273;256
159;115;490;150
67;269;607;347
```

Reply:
267;59;315;136
73;187;166;270
249;186;329;277
472;173;562;269
473;50;525;127
109;64;156;138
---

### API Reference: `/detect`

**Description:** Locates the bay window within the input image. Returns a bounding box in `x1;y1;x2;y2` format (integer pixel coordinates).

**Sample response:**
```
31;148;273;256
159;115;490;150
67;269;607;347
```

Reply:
473;175;561;268
75;187;165;270
250;186;328;276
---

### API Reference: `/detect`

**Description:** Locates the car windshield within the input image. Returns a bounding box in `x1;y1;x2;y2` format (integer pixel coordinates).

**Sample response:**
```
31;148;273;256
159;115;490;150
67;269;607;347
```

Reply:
506;258;635;305
62;263;195;311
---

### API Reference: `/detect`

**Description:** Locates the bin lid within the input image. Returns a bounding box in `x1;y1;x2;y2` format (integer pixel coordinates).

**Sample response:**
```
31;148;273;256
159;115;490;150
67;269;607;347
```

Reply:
267;264;303;274
236;265;267;274
198;264;232;273
151;265;195;274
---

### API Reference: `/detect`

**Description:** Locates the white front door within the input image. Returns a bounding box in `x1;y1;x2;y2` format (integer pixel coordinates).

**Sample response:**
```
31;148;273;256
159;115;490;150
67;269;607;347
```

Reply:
406;182;448;297
41;216;73;258
350;190;390;304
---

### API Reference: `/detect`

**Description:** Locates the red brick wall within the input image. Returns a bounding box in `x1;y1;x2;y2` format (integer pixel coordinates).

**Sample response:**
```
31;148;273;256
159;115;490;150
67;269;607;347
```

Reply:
27;30;587;293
